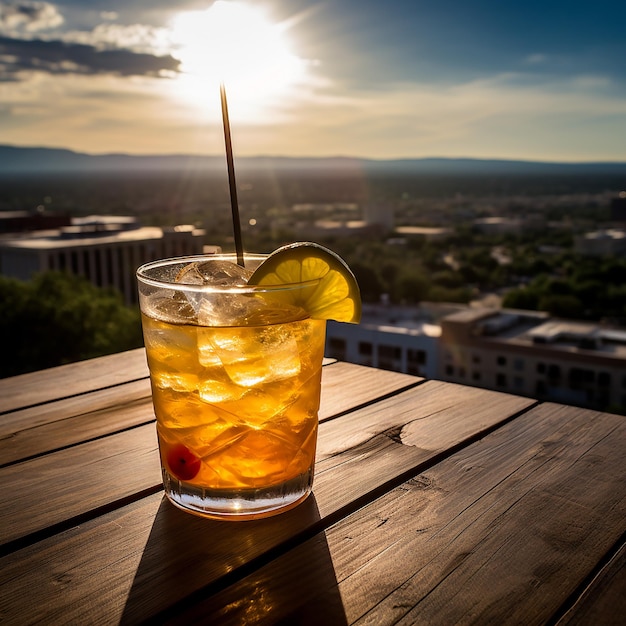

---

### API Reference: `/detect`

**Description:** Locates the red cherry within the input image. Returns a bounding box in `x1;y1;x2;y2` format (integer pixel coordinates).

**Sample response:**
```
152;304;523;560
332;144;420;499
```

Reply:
166;443;201;481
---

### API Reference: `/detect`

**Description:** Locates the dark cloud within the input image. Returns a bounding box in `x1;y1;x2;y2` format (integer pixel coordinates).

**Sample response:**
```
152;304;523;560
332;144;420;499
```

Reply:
0;35;180;80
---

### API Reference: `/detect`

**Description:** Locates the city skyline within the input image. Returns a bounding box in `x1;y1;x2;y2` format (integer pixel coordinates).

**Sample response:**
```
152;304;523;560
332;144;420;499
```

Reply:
1;0;625;162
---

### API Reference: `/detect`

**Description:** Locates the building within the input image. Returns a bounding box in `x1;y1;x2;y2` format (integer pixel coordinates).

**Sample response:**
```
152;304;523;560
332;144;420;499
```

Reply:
473;214;546;234
574;229;626;256
0;216;207;305
0;210;71;234
394;226;453;241
610;192;626;223
325;303;626;414
439;308;626;412
325;303;464;379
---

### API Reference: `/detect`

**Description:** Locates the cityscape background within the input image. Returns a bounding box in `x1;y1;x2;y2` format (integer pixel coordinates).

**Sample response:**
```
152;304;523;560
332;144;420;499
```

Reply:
1;0;625;414
1;147;625;414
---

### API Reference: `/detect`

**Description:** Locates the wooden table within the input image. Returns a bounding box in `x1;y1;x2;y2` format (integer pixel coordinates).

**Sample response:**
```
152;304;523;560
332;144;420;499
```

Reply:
1;348;625;625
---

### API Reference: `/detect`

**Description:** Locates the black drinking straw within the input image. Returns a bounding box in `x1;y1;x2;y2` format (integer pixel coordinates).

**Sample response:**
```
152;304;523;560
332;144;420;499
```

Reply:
220;82;245;267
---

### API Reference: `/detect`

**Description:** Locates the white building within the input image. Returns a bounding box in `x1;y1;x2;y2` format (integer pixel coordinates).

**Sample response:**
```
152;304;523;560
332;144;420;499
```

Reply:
574;229;626;256
0;216;207;305
325;303;626;414
325;303;462;379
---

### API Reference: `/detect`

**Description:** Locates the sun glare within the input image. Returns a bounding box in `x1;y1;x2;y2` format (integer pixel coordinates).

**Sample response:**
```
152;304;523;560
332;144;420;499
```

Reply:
169;1;307;118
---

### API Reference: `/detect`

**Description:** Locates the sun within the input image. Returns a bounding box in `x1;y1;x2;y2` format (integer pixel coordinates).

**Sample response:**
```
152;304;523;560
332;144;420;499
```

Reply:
169;1;307;118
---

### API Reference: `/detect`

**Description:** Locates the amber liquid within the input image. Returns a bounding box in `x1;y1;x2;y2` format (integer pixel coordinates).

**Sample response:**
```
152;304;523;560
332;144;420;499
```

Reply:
142;313;326;512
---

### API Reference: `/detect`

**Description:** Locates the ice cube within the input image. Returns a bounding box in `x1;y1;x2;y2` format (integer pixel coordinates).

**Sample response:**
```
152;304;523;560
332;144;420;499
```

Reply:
176;259;254;322
208;325;301;387
144;292;198;324
176;260;253;286
197;292;267;327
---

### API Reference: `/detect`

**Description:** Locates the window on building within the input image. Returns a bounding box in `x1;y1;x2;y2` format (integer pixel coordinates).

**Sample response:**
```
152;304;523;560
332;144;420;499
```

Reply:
547;364;561;380
445;365;454;376
569;368;595;390
105;248;113;284
496;373;507;388
407;349;426;365
327;338;346;360
537;362;546;374
513;376;524;390
472;354;481;364
378;344;401;371
513;358;524;372
94;251;103;286
598;372;612;387
378;345;401;360
358;342;372;356
82;250;91;278
497;356;507;367
472;371;481;381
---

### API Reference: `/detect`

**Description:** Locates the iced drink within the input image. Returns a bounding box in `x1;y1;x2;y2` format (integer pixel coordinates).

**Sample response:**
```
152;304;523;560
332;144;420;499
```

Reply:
137;254;326;520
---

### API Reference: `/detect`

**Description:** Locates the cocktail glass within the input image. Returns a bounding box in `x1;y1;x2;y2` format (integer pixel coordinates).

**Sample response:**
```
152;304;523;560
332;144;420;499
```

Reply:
137;253;326;520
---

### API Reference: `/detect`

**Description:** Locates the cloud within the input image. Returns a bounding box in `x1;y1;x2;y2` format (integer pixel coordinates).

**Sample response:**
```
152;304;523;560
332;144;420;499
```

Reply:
62;23;172;56
0;1;178;81
0;1;63;34
0;35;180;80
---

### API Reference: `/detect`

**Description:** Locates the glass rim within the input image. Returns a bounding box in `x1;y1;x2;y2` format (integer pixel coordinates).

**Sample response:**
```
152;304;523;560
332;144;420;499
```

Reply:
136;253;320;294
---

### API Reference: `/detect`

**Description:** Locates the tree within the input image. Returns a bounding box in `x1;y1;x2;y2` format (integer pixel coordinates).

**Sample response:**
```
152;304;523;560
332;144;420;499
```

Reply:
395;267;431;303
0;272;143;378
538;294;584;319
349;262;383;303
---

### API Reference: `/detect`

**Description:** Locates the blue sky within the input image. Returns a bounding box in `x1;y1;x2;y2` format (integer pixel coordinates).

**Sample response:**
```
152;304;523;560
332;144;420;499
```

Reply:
1;0;625;161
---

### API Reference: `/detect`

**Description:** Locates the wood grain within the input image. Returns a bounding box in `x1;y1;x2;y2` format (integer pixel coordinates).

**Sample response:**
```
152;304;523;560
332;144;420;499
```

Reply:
319;361;421;421
556;542;626;625
0;361;412;467
329;404;626;625
0;379;530;549
166;404;626;625
0;379;154;466
0;348;149;414
0;383;534;622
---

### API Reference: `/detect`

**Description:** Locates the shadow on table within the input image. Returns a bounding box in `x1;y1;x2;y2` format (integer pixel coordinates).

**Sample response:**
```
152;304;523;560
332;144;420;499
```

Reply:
121;494;348;625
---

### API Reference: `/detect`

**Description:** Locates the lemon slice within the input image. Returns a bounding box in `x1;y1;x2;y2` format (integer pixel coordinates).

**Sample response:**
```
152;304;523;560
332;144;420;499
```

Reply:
249;242;361;323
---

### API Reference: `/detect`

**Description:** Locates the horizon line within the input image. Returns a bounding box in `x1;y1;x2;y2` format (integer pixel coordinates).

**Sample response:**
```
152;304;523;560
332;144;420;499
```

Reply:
2;143;626;166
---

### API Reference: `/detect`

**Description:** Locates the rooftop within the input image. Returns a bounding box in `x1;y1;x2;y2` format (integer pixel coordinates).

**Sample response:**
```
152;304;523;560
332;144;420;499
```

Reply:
0;217;204;250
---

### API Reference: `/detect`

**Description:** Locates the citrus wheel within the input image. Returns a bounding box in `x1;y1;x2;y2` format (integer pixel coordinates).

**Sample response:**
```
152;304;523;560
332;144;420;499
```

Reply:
248;242;361;323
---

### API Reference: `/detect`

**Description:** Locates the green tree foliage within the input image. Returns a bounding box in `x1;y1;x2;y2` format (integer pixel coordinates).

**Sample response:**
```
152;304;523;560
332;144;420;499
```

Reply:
349;262;383;303
0;272;143;378
395;266;431;303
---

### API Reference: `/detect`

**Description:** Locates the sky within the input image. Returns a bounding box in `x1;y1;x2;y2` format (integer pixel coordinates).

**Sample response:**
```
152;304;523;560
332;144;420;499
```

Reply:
1;0;625;162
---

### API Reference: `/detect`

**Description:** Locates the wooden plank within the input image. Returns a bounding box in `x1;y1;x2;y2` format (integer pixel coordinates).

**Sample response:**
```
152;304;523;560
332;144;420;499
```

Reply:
0;382;534;623
326;404;626;625
0;348;149;414
0;379;154;466
0;361;415;467
0;354;335;416
0;380;531;549
0;424;161;548
556;542;626;625
319;361;421;421
165;404;626;625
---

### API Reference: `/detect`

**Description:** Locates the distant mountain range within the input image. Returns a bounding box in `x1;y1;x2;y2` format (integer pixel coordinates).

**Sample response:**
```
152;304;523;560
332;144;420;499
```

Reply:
1;144;626;176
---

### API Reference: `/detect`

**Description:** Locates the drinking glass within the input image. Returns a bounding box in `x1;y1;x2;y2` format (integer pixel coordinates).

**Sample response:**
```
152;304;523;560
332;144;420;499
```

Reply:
137;253;326;520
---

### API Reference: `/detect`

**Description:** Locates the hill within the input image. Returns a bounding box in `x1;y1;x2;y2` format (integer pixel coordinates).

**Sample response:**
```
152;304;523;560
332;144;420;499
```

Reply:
1;144;625;177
